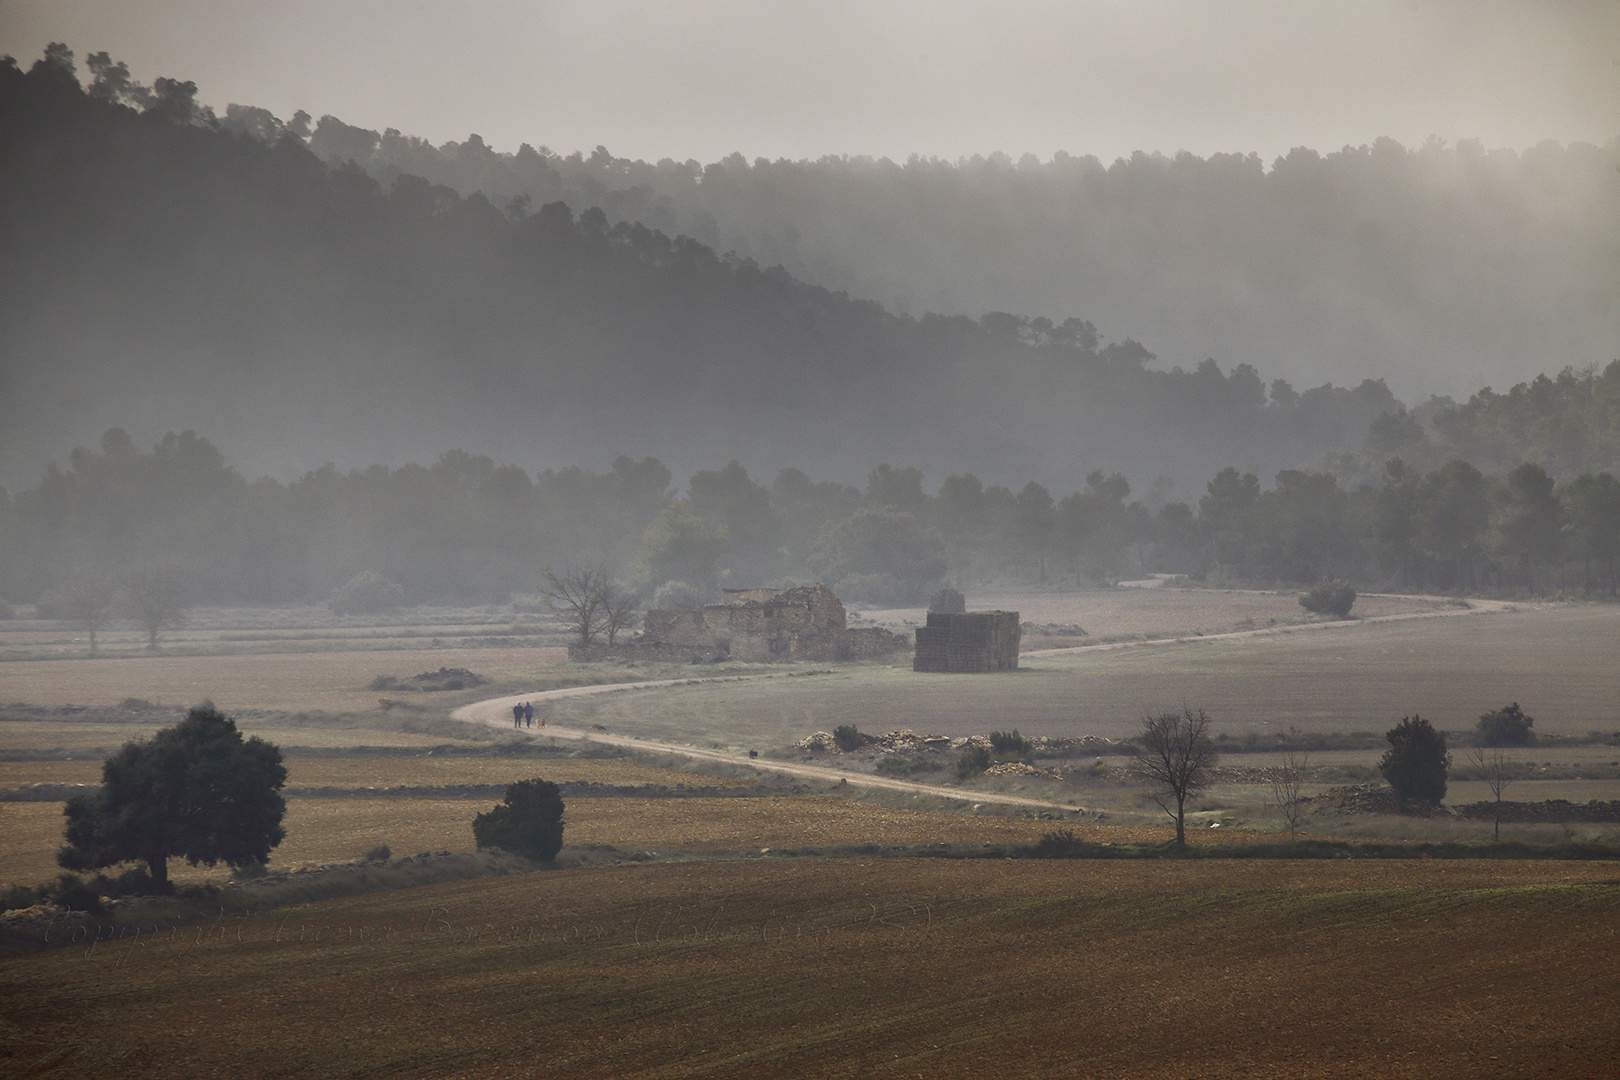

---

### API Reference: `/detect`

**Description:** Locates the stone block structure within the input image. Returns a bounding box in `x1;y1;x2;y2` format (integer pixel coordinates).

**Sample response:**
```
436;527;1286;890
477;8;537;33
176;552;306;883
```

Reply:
573;584;908;663
912;610;1021;672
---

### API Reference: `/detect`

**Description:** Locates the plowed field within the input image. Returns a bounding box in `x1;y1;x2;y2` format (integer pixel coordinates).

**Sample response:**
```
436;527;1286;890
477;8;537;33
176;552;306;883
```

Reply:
3;858;1615;1078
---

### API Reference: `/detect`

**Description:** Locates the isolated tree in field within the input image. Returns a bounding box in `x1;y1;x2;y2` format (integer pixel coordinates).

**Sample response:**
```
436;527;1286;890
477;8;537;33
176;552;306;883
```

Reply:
58;704;287;889
1299;578;1356;618
1268;727;1311;840
929;586;967;613
472;778;565;861
1134;708;1218;845
1476;702;1535;747
1466;744;1519;843
50;571;118;656
121;564;192;648
539;563;635;647
1378;715;1450;810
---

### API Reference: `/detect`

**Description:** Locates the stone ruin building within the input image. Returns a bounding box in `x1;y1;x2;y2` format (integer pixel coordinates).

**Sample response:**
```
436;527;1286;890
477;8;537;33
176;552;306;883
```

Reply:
912;610;1021;672
570;583;908;663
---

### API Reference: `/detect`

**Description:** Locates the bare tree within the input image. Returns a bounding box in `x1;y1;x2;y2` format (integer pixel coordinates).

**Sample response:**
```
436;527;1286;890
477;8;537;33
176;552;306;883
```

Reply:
1467;744;1519;843
53;571;119;656
539;563;637;647
121;565;192;649
1135;707;1219;845
1268;727;1310;840
601;585;640;646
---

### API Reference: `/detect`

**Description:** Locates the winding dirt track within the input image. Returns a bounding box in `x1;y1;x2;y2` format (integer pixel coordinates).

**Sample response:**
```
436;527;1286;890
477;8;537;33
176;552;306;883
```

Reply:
451;595;1517;816
452;673;1089;813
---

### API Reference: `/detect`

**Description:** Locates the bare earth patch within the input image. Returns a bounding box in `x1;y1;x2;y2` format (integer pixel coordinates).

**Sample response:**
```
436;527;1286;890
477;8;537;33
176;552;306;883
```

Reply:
1;858;1615;1079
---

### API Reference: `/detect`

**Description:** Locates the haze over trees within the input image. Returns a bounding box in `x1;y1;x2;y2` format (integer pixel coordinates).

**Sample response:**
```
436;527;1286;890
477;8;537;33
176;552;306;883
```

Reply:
8;46;1615;505
4;46;1619;611
299;115;1618;401
5;424;1620;609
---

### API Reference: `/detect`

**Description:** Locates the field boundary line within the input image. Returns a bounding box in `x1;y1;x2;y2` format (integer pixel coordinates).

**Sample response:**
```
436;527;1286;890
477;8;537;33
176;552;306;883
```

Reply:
1021;595;1523;657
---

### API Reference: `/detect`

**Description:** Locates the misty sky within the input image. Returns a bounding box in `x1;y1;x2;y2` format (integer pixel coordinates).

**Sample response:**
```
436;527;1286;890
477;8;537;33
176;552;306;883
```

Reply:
3;0;1615;166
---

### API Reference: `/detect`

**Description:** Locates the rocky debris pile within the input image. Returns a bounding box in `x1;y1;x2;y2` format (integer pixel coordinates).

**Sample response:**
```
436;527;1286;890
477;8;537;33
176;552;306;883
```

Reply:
1310;784;1455;817
1454;798;1620;823
796;729;955;752
984;762;1063;780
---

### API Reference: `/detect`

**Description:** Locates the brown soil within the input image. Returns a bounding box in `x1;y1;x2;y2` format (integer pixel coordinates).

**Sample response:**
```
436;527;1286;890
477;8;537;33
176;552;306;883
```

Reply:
1;858;1615;1078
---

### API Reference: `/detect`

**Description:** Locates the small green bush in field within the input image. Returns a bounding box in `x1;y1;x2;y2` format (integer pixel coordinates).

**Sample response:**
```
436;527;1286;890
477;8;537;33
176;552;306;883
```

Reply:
473;779;565;862
957;745;991;779
363;845;392;862
1299;579;1356;618
1379;715;1450;809
833;724;868;752
928;587;966;614
989;729;1032;760
1476;702;1535;747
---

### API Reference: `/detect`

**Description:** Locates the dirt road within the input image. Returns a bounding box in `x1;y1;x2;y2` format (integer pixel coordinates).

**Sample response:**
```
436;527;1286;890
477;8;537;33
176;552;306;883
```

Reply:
452;675;1091;814
452;597;1520;815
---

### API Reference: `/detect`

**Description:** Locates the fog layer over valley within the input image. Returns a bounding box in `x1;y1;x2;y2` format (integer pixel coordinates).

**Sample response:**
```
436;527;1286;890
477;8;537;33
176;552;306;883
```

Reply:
307;102;1618;401
4;50;1616;501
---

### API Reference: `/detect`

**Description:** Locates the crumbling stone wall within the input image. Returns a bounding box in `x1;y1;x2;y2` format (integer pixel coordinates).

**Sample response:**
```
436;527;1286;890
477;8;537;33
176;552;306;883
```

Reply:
573;583;908;663
912;610;1020;672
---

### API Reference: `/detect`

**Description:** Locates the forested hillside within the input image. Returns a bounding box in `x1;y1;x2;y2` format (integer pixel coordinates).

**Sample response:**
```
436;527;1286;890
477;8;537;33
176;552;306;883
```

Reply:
302;109;1620;400
2;48;1400;496
4;46;1619;611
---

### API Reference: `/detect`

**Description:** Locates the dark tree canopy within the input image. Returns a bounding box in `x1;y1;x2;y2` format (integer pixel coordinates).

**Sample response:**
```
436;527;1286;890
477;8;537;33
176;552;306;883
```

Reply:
1134;707;1219;845
59;704;287;888
1378;715;1451;810
1476;702;1535;747
1299;578;1357;618
472;779;565;862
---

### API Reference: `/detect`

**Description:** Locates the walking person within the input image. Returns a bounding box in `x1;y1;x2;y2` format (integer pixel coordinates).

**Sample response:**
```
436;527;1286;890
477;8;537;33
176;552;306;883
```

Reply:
512;702;524;728
523;702;535;728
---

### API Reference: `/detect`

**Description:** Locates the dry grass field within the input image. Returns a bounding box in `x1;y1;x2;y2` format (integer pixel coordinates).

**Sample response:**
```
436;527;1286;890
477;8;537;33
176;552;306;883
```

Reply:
0;646;569;713
3;858;1616;1078
859;586;1452;637
0;756;758;791
0;792;1199;890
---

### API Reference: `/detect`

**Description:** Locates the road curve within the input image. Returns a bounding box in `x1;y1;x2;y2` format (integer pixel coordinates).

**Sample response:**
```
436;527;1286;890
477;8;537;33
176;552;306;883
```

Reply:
452;674;1092;814
451;596;1524;815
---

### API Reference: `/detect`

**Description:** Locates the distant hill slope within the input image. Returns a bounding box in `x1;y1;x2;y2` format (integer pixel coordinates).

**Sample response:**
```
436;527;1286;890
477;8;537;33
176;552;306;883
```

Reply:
0;53;1406;494
303;116;1620;402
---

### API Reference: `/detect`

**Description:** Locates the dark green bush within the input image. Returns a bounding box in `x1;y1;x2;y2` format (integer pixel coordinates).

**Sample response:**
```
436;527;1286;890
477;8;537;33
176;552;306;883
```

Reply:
364;845;392;862
1;883;45;912
989;729;1032;760
473;779;565;862
1477;702;1535;747
1299;579;1357;618
1378;715;1450;809
957;745;991;779
928;587;966;614
50;874;101;913
833;724;868;752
